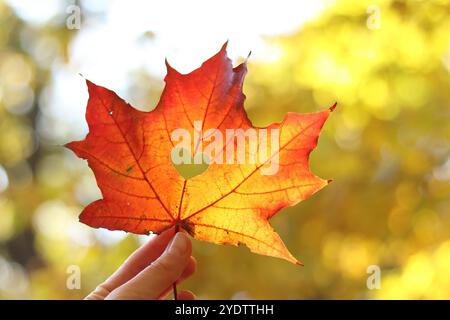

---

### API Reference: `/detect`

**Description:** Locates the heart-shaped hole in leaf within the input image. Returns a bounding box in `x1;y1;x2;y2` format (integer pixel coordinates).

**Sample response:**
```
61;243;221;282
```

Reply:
171;147;210;180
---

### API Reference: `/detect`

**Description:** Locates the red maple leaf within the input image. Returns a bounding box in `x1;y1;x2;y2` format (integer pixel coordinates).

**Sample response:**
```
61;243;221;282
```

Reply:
66;43;334;265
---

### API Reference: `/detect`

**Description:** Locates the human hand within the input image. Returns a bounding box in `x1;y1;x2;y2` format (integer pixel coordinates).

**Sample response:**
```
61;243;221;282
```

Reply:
85;228;196;300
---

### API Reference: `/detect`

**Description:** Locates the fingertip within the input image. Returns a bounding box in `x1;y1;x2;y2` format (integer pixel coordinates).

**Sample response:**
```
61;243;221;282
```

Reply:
189;256;197;271
140;226;175;251
177;290;196;300
156;226;177;241
168;232;192;256
179;256;197;280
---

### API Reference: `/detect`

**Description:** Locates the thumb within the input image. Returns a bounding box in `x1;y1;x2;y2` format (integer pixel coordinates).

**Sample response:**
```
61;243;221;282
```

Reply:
106;232;191;300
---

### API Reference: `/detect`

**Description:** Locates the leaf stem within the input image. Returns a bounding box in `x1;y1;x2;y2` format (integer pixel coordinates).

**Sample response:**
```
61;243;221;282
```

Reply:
172;223;180;300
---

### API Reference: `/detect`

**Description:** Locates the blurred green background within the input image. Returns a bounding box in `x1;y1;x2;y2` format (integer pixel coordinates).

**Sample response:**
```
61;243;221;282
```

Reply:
0;0;449;299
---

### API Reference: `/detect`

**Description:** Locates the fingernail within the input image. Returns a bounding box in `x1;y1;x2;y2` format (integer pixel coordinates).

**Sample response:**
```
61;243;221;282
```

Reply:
168;232;188;255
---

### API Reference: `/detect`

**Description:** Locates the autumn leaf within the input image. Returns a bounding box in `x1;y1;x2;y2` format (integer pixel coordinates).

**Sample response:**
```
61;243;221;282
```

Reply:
65;43;334;265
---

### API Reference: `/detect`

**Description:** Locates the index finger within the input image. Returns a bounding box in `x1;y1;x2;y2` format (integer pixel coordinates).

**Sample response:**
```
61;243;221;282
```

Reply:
90;227;176;296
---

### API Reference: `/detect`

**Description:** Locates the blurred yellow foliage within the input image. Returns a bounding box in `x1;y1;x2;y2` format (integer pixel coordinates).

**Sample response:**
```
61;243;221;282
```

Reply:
0;0;449;299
